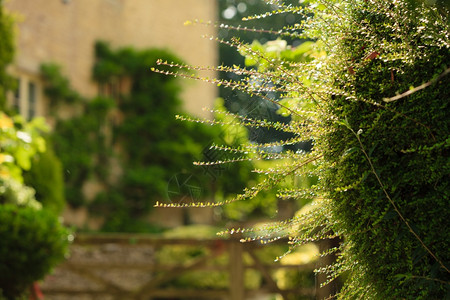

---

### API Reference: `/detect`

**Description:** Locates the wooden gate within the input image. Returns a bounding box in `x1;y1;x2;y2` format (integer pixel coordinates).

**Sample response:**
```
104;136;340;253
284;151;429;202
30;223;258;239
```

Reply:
41;233;317;300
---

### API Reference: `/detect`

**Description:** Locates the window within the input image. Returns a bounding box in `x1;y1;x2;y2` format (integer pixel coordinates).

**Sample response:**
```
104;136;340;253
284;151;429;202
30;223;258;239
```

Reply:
13;78;21;113
9;74;42;120
28;81;36;120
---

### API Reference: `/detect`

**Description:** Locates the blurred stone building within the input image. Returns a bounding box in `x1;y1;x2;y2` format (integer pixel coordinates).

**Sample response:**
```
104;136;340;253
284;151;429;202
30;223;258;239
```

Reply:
4;0;218;228
5;0;216;119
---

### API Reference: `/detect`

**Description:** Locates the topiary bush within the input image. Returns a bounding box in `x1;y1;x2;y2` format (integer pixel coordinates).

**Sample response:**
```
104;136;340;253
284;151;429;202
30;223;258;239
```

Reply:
0;204;70;299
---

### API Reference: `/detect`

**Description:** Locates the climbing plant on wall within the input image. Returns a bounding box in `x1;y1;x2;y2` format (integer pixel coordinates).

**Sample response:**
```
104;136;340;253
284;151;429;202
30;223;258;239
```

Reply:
92;42;224;231
42;61;113;208
42;41;260;232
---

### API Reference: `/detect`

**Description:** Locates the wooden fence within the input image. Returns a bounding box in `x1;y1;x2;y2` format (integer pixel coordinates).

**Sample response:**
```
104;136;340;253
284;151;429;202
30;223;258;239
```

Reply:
41;233;325;300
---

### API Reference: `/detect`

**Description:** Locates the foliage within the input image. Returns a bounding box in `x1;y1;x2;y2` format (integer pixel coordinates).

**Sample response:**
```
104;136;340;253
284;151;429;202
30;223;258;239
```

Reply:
92;42;216;180
0;5;69;299
321;2;450;298
0;204;70;299
93;41;257;230
42;42;258;231
0;176;39;209
0;0;14;111
23;140;66;214
217;0;309;147
0;104;66;214
0;114;70;299
40;63;82;107
0;113;46;182
154;0;450;298
41;62;112;208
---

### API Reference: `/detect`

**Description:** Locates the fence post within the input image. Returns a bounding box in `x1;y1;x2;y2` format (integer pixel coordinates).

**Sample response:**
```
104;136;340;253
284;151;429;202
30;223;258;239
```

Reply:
315;238;341;299
229;239;245;300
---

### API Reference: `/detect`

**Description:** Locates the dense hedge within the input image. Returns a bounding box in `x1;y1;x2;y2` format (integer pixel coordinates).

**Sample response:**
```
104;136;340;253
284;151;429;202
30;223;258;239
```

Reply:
322;1;449;298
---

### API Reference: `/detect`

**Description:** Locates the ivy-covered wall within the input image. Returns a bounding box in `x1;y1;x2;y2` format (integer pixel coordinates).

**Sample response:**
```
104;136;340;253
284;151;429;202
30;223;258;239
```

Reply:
42;42;258;232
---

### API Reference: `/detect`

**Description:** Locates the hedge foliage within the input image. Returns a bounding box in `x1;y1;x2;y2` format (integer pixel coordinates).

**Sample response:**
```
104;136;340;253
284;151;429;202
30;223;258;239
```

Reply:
322;1;450;298
23;141;66;214
155;0;449;298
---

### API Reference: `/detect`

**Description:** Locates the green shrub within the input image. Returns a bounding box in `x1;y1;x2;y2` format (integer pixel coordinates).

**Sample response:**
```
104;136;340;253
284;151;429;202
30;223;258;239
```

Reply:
0;109;70;300
0;204;70;299
156;0;449;298
0;4;70;299
24;140;65;214
322;2;450;298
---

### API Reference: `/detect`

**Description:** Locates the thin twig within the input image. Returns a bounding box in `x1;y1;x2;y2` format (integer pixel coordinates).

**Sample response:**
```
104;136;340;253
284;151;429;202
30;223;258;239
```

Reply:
383;67;450;103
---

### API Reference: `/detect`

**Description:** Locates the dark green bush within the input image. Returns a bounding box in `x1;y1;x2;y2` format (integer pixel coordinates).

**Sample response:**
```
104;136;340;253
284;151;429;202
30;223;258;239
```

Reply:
24;141;66;214
321;2;450;298
0;204;70;299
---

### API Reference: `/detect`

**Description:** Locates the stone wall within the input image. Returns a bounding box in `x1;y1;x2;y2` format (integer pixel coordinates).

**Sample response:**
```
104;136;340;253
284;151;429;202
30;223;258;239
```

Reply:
5;0;217;118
